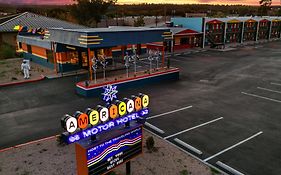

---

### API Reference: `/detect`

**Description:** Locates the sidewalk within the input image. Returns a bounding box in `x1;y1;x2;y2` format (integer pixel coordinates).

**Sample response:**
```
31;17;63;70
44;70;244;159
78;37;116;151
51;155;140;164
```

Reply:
165;47;207;58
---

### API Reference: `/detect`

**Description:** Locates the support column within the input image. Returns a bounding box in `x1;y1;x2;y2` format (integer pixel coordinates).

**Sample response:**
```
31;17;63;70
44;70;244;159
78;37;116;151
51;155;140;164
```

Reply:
162;42;165;67
256;21;260;42
268;21;272;40
51;42;58;73
223;22;227;45
241;22;245;43
88;48;93;81
126;161;131;175
171;36;174;54
202;18;206;48
279;21;281;39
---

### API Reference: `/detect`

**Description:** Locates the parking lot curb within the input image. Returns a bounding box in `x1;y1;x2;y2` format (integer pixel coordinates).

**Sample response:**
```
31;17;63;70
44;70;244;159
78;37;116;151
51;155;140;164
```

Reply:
0;75;45;88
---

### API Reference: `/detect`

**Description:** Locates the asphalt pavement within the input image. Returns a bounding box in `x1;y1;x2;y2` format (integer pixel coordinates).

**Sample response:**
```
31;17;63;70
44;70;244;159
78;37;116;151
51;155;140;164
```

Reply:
1;41;281;175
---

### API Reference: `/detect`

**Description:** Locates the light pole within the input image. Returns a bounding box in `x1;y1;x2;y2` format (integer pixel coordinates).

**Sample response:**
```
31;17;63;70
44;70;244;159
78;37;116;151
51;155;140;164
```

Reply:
148;49;154;74
132;45;138;75
124;52;130;78
100;57;108;81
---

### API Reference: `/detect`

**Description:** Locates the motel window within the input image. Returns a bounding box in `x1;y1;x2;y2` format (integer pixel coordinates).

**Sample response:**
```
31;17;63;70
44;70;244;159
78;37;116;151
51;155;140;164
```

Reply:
68;51;79;65
180;38;189;45
81;52;88;67
27;45;32;54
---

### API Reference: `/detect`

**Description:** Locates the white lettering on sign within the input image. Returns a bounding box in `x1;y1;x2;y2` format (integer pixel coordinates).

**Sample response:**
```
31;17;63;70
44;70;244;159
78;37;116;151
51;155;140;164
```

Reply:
100;107;109;122
66;117;77;133
126;99;135;113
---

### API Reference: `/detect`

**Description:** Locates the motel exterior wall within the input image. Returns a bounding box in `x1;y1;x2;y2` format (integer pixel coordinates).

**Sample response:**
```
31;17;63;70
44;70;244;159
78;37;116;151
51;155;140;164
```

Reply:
18;37;148;73
171;16;281;48
17;27;170;73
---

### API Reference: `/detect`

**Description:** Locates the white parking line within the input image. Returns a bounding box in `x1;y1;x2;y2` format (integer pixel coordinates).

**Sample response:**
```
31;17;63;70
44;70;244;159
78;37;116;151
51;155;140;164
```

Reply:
144;122;165;134
164;117;223;140
241;92;281;103
144;128;227;175
257;87;281;94
174;138;202;155
204;131;263;162
216;161;245;175
147;106;193;120
271;82;281;86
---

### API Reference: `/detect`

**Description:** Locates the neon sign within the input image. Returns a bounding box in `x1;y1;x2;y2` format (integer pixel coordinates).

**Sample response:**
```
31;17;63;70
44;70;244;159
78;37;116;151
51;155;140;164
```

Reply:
102;85;118;102
61;93;149;144
61;93;149;134
64;108;148;144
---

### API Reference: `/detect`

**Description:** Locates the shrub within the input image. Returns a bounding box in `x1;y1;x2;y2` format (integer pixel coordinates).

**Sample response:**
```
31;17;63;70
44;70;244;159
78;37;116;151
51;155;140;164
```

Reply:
146;136;155;152
56;135;66;147
179;170;190;175
108;172;117;175
0;44;15;59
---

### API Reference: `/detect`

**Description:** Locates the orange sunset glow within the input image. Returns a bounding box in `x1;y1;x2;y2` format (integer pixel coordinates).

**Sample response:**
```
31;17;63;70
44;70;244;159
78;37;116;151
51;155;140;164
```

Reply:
117;0;280;5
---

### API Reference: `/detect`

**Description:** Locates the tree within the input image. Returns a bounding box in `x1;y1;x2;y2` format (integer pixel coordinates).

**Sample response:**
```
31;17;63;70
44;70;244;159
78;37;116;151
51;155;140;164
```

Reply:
259;0;272;16
278;8;281;16
133;16;145;27
71;0;117;27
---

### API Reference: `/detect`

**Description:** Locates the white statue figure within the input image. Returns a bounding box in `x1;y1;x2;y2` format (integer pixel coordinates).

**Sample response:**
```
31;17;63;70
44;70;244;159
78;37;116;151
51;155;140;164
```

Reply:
21;60;30;79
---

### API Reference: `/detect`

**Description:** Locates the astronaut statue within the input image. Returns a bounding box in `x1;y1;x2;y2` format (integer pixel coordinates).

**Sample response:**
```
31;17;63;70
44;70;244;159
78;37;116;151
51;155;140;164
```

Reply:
21;60;30;79
124;52;130;78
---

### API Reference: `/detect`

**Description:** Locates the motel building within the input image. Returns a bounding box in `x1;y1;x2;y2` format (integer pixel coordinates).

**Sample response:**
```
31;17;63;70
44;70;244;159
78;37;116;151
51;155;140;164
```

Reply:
146;27;204;52
171;16;281;48
17;27;170;73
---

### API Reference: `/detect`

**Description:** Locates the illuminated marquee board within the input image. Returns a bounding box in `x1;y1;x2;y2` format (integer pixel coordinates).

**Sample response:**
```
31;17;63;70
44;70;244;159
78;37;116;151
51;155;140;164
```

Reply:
76;126;142;175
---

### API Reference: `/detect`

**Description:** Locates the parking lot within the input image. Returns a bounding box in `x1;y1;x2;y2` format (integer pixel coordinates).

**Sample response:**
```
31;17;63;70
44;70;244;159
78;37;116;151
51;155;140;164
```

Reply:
1;41;281;174
143;41;281;175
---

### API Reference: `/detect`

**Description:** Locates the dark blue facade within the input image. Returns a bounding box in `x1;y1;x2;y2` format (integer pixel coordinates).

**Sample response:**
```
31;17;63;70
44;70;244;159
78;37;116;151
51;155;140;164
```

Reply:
76;70;179;97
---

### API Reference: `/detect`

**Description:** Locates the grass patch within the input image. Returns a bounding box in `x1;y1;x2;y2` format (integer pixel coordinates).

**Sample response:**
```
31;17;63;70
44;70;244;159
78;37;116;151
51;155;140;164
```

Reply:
107;171;117;175
39;148;48;153
179;169;190;175
0;44;16;59
0;60;7;64
0;70;7;77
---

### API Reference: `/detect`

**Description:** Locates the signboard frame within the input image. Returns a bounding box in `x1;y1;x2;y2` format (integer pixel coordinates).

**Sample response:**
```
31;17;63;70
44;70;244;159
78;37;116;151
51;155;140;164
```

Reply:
75;125;143;175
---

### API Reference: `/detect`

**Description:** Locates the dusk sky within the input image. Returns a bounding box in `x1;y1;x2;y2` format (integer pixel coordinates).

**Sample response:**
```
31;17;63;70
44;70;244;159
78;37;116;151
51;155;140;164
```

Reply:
1;0;281;5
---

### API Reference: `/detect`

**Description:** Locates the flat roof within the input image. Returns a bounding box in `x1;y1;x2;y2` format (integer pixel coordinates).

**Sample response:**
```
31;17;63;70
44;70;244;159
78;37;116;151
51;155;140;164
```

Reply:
49;26;170;33
18;26;170;50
